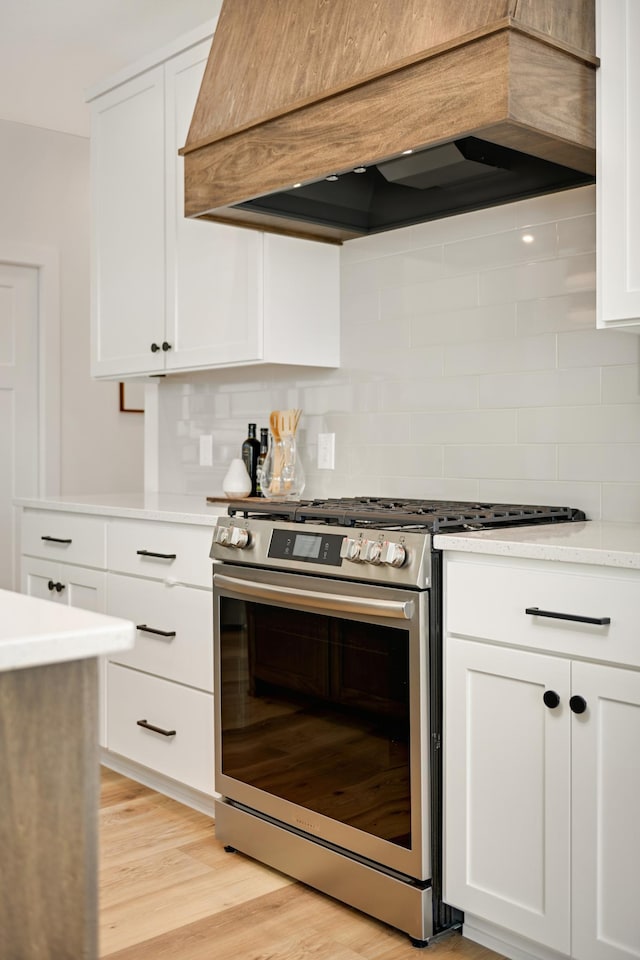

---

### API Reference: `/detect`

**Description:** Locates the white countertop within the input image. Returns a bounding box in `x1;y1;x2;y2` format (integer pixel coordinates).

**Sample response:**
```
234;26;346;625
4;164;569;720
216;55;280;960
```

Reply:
434;520;640;570
0;588;135;673
15;492;230;525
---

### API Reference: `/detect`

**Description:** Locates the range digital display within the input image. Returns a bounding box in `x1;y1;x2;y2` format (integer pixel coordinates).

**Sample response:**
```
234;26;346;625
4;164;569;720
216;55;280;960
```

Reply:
292;534;322;559
268;528;343;566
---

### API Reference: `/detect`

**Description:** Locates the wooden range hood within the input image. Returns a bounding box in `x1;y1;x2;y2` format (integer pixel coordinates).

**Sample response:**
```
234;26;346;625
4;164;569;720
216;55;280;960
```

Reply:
180;0;597;244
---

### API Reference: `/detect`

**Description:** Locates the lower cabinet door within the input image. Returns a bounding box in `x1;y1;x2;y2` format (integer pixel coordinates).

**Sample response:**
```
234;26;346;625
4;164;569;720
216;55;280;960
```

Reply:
21;558;108;746
571;661;640;960
107;662;214;795
444;637;571;953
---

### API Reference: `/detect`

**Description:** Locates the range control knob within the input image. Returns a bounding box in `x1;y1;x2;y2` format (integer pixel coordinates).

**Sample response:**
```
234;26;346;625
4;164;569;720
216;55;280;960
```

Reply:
340;537;362;562
379;541;406;567
359;539;382;564
214;525;250;548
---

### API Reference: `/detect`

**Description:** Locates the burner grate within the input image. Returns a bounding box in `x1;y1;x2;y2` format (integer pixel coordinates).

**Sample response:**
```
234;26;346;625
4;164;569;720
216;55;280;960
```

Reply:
225;496;585;531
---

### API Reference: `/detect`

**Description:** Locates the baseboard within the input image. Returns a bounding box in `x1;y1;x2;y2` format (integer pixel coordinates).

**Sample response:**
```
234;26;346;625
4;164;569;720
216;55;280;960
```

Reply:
100;748;217;818
463;915;569;960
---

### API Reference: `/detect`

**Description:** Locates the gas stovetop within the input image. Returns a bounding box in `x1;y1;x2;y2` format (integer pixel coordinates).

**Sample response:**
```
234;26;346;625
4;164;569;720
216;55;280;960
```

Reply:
212;497;586;588
224;496;586;532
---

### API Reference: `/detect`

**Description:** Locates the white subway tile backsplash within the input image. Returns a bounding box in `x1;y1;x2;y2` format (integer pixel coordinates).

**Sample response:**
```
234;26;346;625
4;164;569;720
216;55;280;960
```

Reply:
477;479;601;519
516;292;595;334
444;445;557;480
411;410;516;444
479;253;595;305
480;368;600;409
412;303;515;346
353;444;444;479
601;485;640;522
601;364;640;403
518;404;640;443
556;214;596;256
558;329;640;368
559;445;640;482
378;376;478;412
445;334;556;377
157;185;640;517
380;272;478;320
444;223;557;273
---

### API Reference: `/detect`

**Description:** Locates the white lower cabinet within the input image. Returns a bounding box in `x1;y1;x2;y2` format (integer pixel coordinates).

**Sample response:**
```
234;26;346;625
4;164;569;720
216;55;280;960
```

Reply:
571;661;640;960
21;558;109;747
443;553;640;960
103;517;215;805
19;505;216;810
445;638;571;954
107;663;213;796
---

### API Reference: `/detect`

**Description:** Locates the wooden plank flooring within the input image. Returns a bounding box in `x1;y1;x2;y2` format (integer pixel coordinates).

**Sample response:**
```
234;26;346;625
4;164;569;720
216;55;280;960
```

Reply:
99;767;503;960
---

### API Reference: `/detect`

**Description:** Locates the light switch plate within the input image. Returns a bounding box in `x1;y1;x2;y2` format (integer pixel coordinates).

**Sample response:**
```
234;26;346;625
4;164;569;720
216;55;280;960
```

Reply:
317;432;335;470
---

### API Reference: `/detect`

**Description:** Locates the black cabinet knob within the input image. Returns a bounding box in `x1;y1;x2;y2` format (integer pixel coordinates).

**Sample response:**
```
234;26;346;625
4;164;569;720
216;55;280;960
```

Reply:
570;695;587;715
151;342;160;353
48;579;55;591
543;690;560;709
161;341;172;351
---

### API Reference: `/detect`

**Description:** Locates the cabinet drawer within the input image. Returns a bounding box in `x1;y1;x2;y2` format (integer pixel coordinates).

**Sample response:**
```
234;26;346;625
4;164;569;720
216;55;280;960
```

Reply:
21;510;106;568
107;519;213;587
107;663;213;795
107;574;212;691
444;555;640;668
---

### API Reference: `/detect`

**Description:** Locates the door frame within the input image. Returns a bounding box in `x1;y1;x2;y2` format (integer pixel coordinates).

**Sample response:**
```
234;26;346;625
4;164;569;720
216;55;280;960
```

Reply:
0;241;60;587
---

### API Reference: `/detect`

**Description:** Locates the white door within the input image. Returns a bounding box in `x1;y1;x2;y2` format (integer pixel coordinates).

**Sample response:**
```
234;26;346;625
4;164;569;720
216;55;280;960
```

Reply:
0;263;39;590
444;637;572;954
571;660;640;960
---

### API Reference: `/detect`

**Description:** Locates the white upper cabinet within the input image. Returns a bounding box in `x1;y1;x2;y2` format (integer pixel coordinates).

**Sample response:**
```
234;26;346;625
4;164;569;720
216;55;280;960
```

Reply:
596;0;640;332
89;27;340;379
90;67;166;375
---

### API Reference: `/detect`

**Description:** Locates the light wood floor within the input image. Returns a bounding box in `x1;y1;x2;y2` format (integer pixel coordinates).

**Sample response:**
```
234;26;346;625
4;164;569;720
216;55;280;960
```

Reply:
99;767;503;960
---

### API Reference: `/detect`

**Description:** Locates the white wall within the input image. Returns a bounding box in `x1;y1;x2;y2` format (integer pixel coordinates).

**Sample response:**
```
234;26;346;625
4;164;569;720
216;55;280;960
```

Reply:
156;185;640;522
0;118;143;494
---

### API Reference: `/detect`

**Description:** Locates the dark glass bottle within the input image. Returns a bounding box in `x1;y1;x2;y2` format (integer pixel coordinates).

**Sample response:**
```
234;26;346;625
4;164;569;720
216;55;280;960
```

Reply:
256;427;269;496
241;423;260;496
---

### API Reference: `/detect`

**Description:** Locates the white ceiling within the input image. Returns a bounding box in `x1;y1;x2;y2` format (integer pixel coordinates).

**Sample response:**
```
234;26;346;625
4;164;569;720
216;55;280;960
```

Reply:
0;0;221;138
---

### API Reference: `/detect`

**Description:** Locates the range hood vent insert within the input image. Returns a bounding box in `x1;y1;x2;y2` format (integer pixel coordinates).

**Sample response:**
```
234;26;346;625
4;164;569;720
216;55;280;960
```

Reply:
181;1;597;243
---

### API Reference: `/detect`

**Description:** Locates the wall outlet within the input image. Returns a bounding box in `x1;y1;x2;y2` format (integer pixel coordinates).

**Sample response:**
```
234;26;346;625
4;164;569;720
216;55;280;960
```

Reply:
317;432;335;470
199;434;213;466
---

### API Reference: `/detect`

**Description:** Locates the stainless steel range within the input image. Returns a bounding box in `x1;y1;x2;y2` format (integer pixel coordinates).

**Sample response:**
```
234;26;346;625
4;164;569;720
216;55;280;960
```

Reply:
210;498;585;945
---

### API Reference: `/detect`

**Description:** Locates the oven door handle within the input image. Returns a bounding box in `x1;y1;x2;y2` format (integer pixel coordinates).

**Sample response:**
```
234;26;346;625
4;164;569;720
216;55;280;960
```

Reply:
215;574;415;620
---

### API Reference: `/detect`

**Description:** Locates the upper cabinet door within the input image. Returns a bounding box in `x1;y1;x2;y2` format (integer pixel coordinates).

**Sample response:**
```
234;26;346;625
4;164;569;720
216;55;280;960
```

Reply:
164;41;263;371
91;67;166;375
597;0;640;332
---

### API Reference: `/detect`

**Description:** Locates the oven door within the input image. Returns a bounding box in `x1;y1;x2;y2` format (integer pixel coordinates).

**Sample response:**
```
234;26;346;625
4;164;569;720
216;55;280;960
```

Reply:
213;563;430;881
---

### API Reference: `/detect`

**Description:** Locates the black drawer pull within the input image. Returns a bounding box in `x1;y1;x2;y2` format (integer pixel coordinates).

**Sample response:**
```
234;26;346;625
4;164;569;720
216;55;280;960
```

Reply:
47;580;65;593
136;549;177;560
543;690;560;709
136;719;176;737
525;607;611;626
136;624;176;638
41;536;72;544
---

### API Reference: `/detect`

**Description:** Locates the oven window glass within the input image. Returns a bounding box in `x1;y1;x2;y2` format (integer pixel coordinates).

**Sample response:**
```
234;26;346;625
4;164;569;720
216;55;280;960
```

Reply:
219;597;411;849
